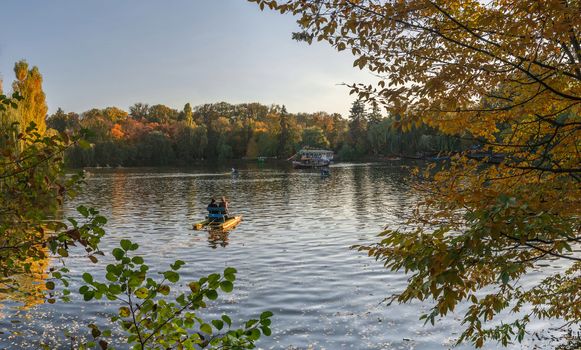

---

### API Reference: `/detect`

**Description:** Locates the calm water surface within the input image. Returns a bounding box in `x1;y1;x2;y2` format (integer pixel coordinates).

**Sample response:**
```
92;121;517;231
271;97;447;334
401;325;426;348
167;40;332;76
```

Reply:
0;163;564;349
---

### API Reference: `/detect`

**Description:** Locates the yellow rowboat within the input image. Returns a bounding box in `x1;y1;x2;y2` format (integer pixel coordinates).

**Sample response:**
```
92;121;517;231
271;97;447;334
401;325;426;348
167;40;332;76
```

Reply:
193;216;242;231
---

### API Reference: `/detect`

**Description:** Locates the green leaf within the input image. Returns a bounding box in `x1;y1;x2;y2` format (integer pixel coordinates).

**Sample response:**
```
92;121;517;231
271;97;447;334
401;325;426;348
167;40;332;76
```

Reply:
260;311;273;319
131;256;144;264
82;273;93;283
249;328;261;340
112;248;124;260
220;281;233;293
105;272;117;282
163;271;179;283
206;290;218;300
108;284;122;295
200;323;213;334
222;315;232;326
45;281;55;290
224;267;237;275
261;326;271;336
77;205;89;217
211;319;224;330
120;239;132;251
170;260;185;270
83;290;95;301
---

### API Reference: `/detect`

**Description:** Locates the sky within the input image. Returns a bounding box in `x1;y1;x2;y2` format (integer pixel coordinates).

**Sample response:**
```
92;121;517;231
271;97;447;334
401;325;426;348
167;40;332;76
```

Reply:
0;0;376;117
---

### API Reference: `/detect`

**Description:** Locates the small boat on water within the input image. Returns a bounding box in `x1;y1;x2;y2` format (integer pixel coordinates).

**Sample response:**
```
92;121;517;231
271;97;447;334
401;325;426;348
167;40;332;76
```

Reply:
193;206;242;231
289;148;334;168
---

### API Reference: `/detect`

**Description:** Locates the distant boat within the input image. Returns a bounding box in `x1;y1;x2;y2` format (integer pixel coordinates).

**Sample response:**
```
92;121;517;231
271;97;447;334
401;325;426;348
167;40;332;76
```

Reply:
289;148;334;168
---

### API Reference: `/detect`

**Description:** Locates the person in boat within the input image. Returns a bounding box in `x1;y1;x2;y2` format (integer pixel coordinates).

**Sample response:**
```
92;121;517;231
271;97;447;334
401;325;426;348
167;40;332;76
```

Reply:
208;198;218;208
219;196;229;212
217;196;229;220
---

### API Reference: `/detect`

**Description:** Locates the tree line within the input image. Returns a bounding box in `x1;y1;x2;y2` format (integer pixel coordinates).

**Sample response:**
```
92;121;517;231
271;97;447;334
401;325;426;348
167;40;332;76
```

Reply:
47;99;468;168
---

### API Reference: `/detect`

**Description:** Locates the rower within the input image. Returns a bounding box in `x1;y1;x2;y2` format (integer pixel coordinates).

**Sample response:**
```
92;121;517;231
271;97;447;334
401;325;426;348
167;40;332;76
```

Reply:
207;197;226;223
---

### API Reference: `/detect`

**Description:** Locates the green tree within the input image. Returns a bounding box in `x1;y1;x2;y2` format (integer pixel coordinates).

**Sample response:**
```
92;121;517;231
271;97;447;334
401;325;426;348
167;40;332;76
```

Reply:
367;118;391;155
277;105;292;157
175;122;208;162
148;104;178;123
301;126;330;149
129;102;150;120
347;99;368;155
47;108;80;133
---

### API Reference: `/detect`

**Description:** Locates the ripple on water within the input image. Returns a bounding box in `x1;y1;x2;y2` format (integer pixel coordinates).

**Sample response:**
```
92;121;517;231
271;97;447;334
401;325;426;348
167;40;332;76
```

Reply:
0;163;568;349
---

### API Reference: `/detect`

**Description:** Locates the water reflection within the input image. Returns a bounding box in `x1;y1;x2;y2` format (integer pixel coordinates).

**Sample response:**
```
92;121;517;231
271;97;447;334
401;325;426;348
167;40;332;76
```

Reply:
207;229;231;248
0;162;561;350
0;252;48;314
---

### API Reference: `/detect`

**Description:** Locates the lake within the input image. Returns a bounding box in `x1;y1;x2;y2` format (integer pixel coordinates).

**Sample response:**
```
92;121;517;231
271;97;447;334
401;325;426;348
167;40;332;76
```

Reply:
0;162;564;349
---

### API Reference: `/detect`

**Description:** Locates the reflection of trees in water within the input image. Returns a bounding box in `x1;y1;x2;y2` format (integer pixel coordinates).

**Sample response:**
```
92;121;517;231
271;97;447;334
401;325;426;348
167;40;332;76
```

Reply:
110;172;127;222
207;229;230;249
0;250;48;314
351;166;372;223
349;164;420;226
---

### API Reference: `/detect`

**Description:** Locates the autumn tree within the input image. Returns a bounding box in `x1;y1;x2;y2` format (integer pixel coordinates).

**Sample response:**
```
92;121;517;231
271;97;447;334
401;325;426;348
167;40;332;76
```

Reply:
181;102;194;124
252;0;581;347
11;60;48;135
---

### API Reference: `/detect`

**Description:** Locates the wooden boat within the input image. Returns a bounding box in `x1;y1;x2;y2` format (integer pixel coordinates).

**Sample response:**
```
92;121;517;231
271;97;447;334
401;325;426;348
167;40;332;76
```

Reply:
193;205;242;231
193;216;242;231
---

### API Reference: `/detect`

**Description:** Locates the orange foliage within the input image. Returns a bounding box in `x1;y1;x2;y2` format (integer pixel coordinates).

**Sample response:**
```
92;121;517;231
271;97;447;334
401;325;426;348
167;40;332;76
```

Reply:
111;123;124;139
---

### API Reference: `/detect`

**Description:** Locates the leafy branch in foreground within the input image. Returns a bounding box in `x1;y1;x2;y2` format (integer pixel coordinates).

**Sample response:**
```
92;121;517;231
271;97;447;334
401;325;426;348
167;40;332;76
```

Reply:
72;240;272;350
0;118;105;306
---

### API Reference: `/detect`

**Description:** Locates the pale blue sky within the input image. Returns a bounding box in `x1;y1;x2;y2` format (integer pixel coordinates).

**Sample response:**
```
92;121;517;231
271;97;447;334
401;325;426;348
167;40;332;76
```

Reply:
0;0;375;116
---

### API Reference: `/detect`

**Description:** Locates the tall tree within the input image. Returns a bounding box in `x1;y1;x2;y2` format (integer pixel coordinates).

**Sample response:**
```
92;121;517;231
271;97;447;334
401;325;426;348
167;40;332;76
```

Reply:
253;0;581;347
182;102;193;125
347;99;368;155
11;60;48;135
277;105;291;157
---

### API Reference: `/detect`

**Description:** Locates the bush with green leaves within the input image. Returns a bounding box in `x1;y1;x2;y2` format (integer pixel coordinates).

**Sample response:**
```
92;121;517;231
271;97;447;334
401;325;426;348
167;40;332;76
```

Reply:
70;239;272;350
